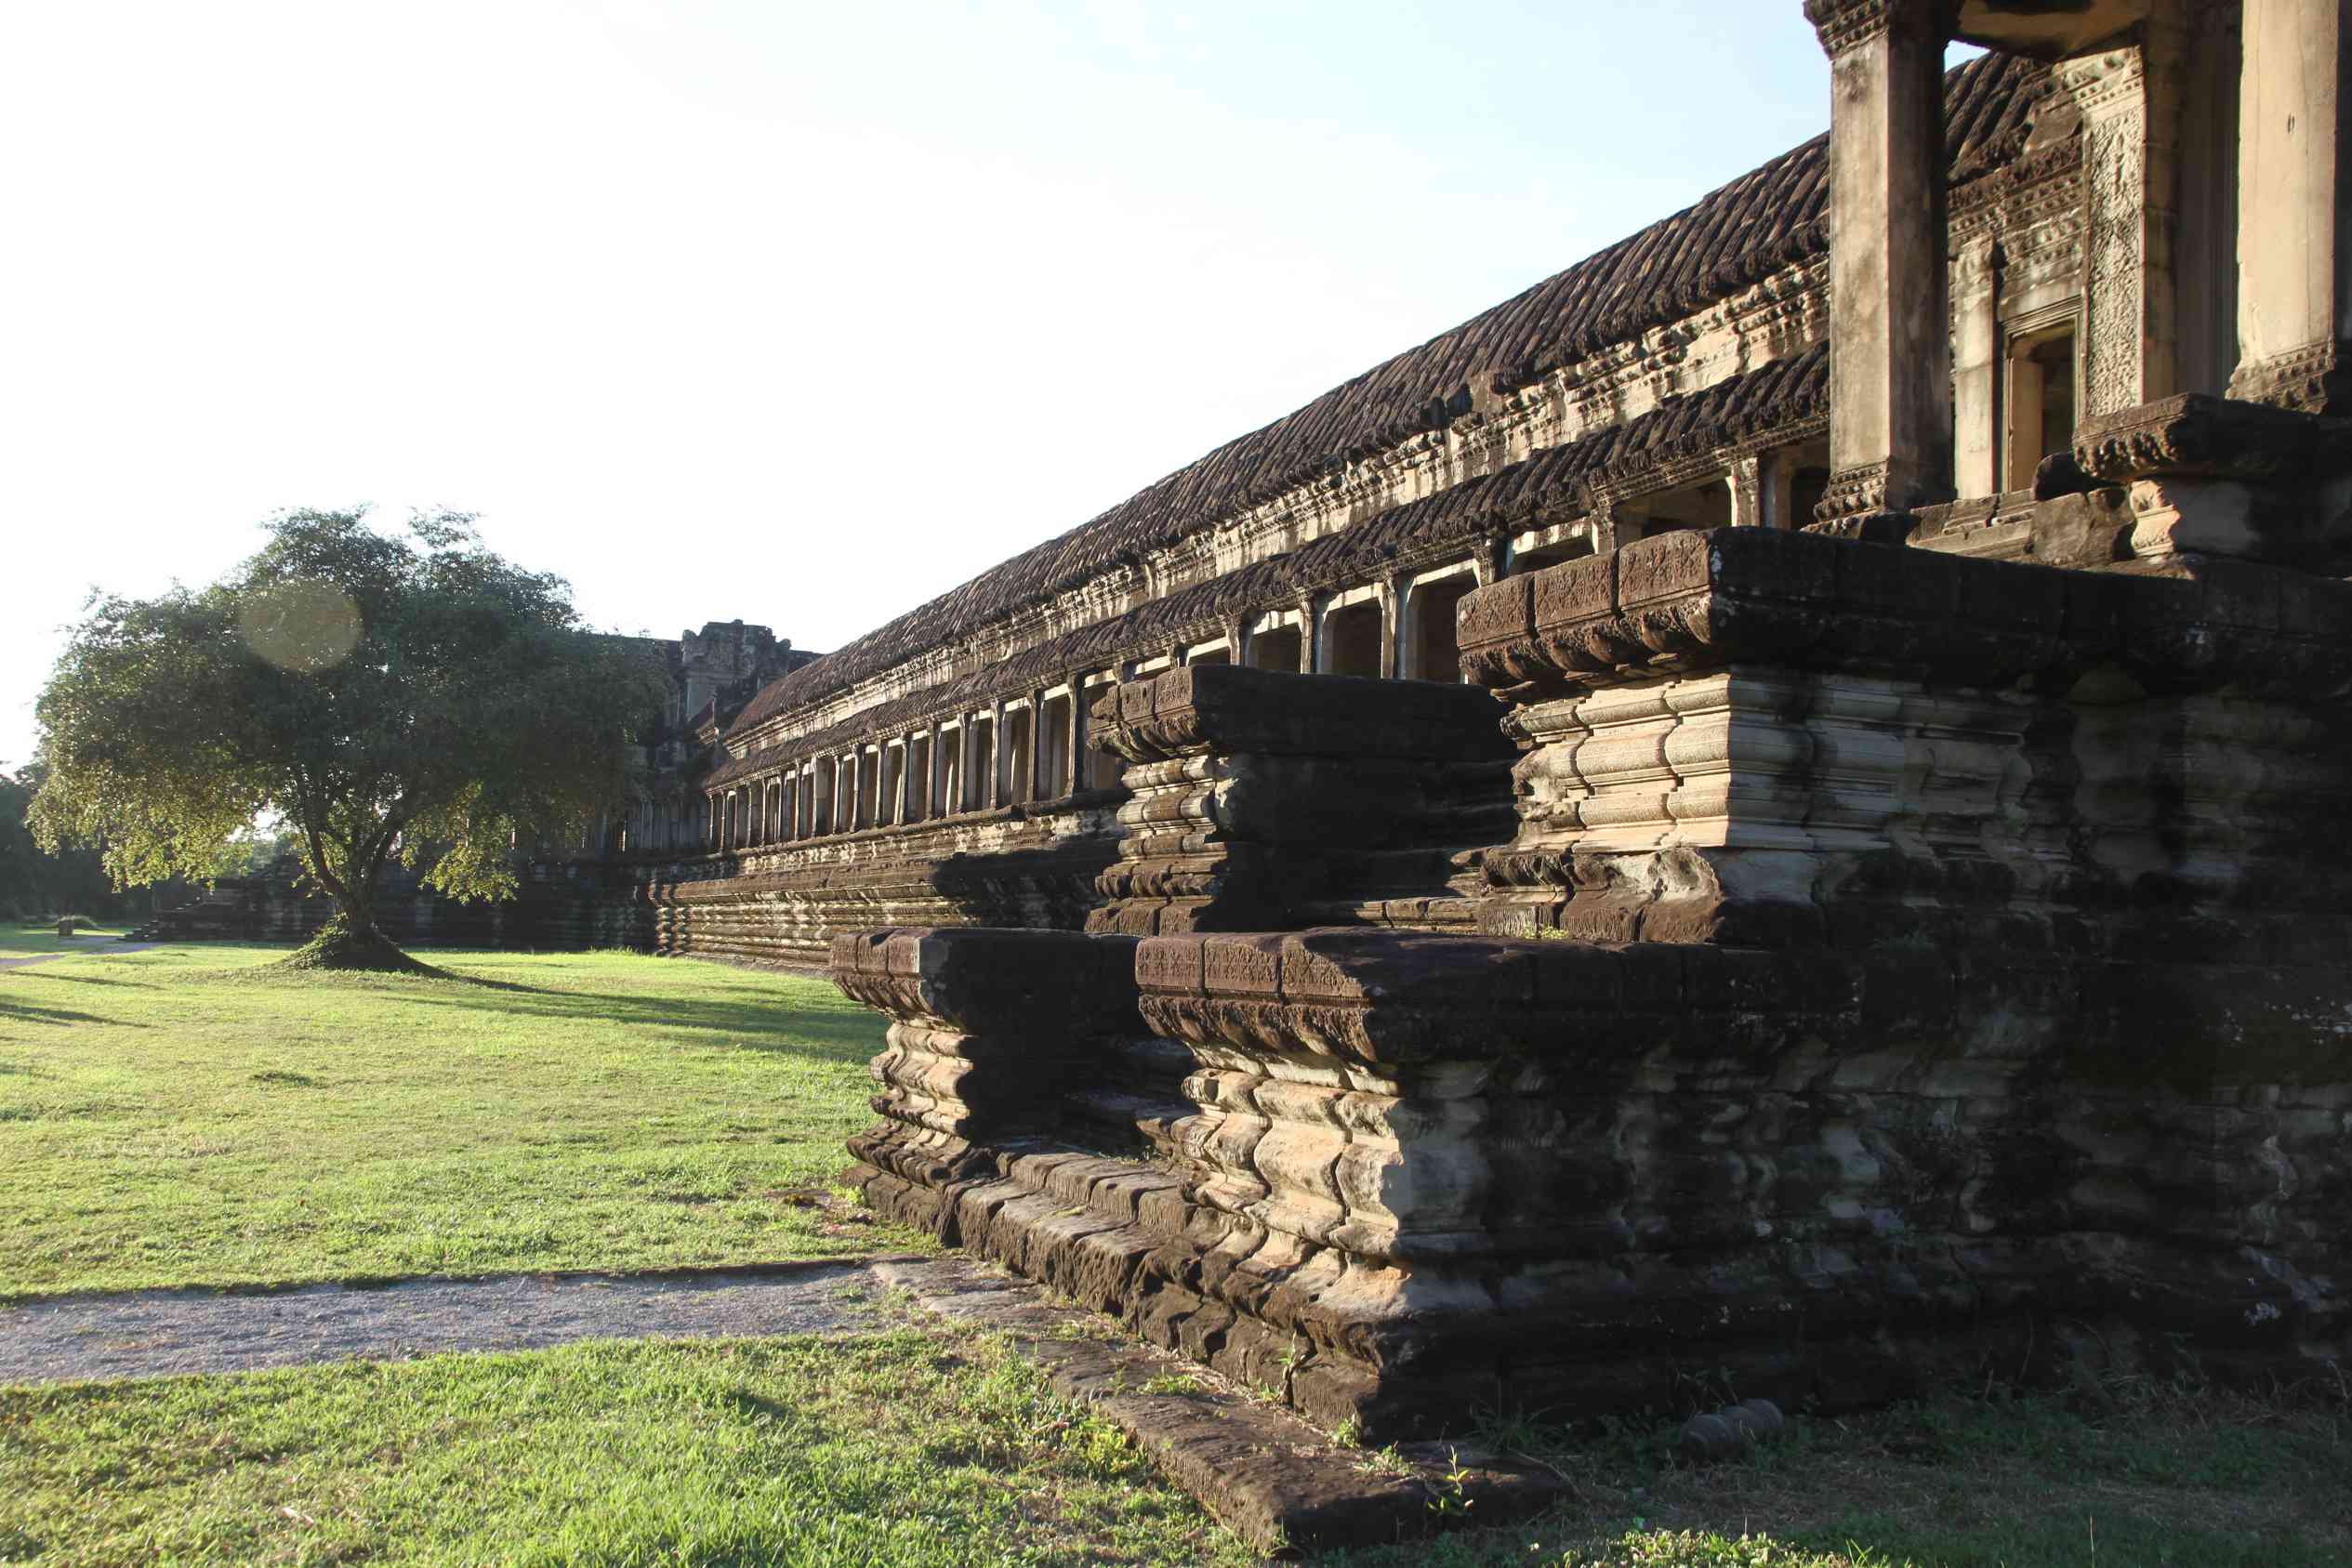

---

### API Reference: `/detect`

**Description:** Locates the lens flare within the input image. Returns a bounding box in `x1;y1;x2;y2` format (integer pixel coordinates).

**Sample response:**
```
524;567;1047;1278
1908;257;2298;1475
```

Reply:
237;579;363;673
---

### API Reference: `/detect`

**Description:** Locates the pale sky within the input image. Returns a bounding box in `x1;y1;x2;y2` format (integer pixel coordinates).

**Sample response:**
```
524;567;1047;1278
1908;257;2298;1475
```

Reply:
0;2;1962;770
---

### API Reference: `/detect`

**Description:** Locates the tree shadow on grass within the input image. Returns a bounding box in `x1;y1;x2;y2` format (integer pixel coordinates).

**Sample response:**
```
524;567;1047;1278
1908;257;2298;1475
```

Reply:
0;998;138;1028
392;985;887;1064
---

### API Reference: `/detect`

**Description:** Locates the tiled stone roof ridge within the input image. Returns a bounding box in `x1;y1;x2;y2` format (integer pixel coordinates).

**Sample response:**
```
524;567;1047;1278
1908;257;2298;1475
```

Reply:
701;345;1827;788
729;51;2046;740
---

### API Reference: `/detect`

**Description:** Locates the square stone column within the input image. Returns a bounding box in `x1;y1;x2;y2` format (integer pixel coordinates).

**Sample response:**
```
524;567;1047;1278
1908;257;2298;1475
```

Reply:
984;700;1006;810
1027;687;1051;802
1950;236;2002;495
2233;0;2352;412
1063;671;1090;797
1805;0;1956;534
927;725;946;822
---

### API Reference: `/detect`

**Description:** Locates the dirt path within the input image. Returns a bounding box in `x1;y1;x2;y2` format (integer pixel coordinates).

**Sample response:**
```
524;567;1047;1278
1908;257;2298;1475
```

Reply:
0;942;164;971
0;1259;939;1385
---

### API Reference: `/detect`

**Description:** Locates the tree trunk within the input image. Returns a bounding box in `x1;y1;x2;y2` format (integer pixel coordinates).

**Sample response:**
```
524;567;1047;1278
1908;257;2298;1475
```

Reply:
276;853;435;974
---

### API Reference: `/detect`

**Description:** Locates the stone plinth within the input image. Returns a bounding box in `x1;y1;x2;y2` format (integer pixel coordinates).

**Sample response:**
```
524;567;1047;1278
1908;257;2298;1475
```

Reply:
1087;664;1512;936
2070;393;2351;566
836;925;1145;1235
836;920;2351;1439
1458;528;2352;954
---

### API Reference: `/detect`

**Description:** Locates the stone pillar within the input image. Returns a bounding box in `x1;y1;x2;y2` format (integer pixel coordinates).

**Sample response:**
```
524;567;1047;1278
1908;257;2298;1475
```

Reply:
1293;599;1317;673
1951;236;2002;496
1587;500;1625;556
1064;671;1089;797
2067;15;2187;418
1805;0;1955;533
984;700;1006;810
1380;573;1405;679
1728;454;1766;526
2232;0;2352;412
1028;687;1051;802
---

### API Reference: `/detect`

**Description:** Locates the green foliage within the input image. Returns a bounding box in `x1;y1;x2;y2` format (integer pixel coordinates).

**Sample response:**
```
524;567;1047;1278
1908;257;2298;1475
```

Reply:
27;507;667;944
0;764;152;922
0;1327;1255;1566
0;944;902;1296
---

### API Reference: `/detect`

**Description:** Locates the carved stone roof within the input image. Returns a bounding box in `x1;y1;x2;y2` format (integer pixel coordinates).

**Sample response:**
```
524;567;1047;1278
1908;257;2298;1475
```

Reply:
702;347;1829;787
730;52;2047;743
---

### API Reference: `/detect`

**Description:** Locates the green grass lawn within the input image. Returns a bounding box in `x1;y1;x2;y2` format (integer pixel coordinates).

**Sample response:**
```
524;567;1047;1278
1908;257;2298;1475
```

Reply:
0;926;130;956
1336;1382;2352;1567
0;1316;1259;1568
4;935;2345;1565
0;942;907;1296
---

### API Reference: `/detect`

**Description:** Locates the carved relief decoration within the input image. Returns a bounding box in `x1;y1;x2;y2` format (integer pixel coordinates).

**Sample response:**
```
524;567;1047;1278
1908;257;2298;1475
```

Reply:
2070;50;2147;416
1804;0;1955;55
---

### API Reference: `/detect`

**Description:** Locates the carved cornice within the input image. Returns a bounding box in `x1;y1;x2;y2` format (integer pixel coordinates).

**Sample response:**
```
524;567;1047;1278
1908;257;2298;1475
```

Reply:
2073;393;2325;484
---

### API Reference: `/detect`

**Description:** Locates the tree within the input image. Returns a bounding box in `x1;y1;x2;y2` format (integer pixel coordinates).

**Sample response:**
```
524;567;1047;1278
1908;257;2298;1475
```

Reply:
1;762;132;922
29;507;667;969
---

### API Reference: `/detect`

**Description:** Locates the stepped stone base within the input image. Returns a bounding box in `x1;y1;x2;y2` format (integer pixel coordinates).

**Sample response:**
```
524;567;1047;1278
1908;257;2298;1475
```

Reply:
835;924;2352;1441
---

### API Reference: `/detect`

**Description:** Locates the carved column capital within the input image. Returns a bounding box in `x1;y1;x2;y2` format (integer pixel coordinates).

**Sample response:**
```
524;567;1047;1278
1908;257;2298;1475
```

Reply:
1804;0;1956;56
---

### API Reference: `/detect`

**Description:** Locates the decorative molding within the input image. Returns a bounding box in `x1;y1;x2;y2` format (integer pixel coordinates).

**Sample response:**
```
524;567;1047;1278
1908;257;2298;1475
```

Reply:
1805;0;1957;55
1809;461;1898;531
2071;393;2322;484
2229;341;2352;416
2077;59;2148;416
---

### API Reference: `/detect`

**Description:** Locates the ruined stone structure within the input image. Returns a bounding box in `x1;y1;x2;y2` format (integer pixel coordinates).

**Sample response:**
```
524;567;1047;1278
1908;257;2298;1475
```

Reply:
179;2;2352;1432
804;0;2352;1435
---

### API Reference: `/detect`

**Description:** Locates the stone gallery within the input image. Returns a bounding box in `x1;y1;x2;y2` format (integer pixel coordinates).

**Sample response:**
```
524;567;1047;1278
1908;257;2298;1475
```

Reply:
183;0;2352;1434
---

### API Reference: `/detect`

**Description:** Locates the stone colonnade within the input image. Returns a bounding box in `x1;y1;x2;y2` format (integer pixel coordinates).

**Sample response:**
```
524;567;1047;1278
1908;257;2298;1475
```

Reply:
680;435;1838;862
1806;0;2352;536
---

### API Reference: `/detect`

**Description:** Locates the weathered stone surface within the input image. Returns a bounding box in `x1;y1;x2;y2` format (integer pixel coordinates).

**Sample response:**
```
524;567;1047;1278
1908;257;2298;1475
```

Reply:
1088;665;1512;937
871;1257;1566;1555
633;800;1121;966
1461;528;2352;700
836;916;2351;1441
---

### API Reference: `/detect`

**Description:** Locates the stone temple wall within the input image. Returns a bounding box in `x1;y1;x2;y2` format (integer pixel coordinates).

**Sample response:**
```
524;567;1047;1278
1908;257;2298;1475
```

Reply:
140;7;2352;1442
836;525;2352;1438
